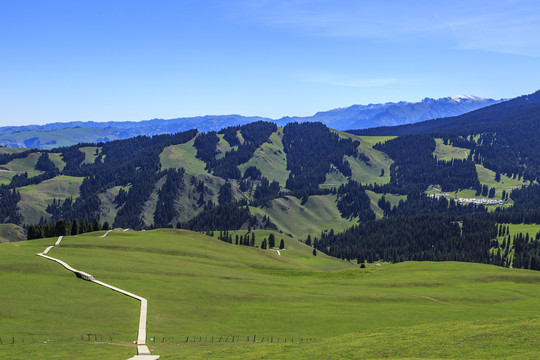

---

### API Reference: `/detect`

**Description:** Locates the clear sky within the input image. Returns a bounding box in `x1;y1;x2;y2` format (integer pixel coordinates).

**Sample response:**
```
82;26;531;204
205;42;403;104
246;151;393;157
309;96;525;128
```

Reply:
2;0;540;126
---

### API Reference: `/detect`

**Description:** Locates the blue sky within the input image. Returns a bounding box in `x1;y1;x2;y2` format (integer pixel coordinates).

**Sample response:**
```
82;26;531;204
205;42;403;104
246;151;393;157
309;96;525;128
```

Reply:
1;0;540;126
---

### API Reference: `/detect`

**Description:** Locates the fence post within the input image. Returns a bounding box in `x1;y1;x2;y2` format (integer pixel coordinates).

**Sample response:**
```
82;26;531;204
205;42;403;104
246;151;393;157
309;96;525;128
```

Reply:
253;334;256;342
12;337;15;344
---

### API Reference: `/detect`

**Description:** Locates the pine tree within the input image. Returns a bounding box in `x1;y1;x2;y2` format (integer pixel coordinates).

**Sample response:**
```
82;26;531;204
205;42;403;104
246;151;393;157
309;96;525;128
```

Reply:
312;248;317;256
71;219;79;236
92;218;101;232
261;239;267;249
268;233;275;248
279;239;285;249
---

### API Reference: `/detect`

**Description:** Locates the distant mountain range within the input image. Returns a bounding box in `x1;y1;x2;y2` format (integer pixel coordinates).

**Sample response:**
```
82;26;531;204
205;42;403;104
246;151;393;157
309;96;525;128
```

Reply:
0;95;502;149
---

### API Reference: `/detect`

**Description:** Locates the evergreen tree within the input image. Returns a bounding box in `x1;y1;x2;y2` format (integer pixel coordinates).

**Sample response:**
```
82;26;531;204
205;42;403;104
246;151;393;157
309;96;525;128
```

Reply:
313;248;317;256
92;218;101;232
268;233;275;248
71;219;79;235
279;239;285;249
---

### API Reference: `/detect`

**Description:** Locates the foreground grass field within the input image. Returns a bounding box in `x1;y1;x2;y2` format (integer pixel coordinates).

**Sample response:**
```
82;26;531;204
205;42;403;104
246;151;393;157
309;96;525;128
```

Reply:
1;229;539;359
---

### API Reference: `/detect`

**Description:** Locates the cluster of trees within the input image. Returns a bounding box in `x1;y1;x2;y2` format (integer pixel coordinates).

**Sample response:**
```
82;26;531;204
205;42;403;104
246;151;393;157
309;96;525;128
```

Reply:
374;134;480;193
194;122;277;179
154;168;185;226
336;181;375;221
380;191;485;218
282;122;359;190
216;231;285;250
512;232;540;270
179;202;260;231
0;188;21;224
27;217;109;240
311;214;497;264
34;153;58;172
44;130;198;227
491;229;540;271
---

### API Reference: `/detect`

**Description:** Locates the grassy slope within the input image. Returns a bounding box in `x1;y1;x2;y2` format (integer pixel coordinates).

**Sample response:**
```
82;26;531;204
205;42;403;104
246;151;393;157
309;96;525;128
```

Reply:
1;230;539;359
79;146;100;165
159;137;208;176
332;132;394;186
0;152;43;184
238;129;290;186
17;175;84;224
433;138;470;161
0;223;26;242
476;164;528;197
213;229;355;271
365;190;407;219
216;134;234;159
250;194;356;240
47;152;67;171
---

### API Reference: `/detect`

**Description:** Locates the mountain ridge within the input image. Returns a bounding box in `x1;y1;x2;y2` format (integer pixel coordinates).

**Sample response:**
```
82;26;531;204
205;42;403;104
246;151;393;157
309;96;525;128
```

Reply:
0;95;502;149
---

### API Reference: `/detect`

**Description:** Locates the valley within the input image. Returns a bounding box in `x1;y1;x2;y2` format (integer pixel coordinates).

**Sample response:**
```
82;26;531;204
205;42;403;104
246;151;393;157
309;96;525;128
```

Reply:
1;90;540;359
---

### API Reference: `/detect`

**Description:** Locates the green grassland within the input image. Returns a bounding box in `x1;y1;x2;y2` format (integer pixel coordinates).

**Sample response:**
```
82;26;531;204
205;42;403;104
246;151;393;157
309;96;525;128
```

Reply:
47;152;67;171
333;132;394;185
1;229;539;359
250;194;357;240
216;134;235;159
159;137;209;176
238;129;290;186
1;152;43;177
365;190;407;219
79;146;101;165
433;138;470;161
476;164;528;197
0;224;26;242
212;229;355;271
17;175;84;224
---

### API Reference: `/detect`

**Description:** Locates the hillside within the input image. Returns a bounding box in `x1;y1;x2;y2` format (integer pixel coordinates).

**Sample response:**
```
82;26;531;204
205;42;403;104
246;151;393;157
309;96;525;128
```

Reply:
1;229;539;359
2;90;540;271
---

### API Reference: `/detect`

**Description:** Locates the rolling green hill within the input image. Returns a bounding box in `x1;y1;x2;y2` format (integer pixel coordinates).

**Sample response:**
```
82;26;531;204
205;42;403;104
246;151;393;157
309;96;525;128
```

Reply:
1;229;539;359
250;194;356;240
17;175;84;224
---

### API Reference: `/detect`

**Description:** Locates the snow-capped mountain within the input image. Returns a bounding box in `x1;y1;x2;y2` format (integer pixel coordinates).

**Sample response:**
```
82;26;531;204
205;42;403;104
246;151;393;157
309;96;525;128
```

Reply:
276;96;504;130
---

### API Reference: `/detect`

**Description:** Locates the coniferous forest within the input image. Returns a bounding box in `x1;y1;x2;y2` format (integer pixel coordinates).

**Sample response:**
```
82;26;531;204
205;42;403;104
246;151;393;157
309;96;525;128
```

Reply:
3;91;540;271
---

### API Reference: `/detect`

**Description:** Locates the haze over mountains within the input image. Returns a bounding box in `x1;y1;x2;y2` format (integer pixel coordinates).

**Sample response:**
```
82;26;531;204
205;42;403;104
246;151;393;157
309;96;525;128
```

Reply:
0;95;502;149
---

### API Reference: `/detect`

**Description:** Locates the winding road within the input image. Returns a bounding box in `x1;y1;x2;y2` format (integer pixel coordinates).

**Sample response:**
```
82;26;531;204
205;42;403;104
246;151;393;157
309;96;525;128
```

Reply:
36;231;159;360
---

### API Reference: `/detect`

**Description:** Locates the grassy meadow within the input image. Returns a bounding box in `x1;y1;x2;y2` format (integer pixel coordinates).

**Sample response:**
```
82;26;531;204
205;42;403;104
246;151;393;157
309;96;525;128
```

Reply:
0;229;539;359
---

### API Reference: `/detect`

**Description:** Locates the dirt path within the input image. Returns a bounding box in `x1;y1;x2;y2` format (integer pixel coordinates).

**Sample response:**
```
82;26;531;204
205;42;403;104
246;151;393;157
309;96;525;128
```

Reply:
100;230;113;238
36;235;159;360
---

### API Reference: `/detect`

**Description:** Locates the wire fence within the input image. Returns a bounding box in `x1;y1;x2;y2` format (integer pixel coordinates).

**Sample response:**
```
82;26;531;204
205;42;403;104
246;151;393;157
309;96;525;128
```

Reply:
0;334;316;345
